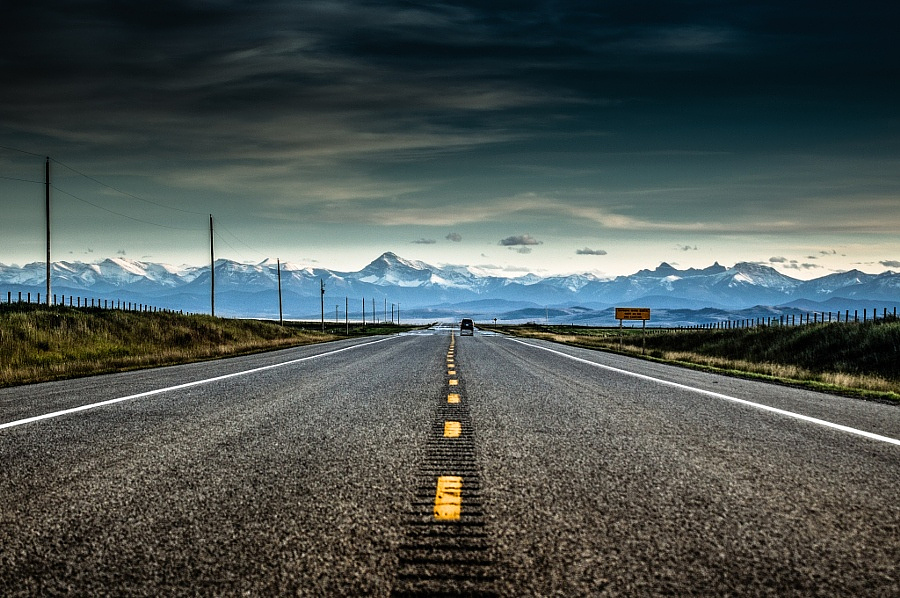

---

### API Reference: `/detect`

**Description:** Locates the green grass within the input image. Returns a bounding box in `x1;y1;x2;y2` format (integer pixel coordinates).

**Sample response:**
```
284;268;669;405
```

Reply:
490;321;900;401
0;304;420;387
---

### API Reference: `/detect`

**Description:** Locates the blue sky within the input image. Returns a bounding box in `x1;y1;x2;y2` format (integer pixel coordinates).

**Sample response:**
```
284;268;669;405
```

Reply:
2;1;899;278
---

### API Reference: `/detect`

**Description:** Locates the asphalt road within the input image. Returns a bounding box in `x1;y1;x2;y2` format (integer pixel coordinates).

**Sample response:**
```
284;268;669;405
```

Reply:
1;328;898;596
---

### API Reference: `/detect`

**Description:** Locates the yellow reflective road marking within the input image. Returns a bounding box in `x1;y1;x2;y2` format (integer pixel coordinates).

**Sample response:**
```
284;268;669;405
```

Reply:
448;370;456;375
448;393;460;403
434;476;462;520
444;421;462;438
449;379;458;386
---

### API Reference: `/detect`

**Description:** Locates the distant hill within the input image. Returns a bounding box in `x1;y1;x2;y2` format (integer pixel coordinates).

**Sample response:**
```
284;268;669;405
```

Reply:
2;252;898;325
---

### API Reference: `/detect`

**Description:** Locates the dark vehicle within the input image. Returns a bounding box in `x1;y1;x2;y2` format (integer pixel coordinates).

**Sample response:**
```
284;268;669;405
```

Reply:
460;318;475;336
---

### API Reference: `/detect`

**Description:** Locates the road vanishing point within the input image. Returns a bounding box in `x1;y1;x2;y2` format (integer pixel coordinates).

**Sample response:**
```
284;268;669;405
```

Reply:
1;326;898;596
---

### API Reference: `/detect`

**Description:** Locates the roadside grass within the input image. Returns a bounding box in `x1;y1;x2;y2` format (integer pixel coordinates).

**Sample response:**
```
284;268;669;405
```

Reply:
493;321;900;402
0;304;418;387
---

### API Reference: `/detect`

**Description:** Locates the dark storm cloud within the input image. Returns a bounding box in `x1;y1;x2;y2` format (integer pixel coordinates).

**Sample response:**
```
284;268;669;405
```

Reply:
6;1;895;152
411;238;436;245
446;232;462;242
499;234;542;247
2;0;898;266
576;248;607;256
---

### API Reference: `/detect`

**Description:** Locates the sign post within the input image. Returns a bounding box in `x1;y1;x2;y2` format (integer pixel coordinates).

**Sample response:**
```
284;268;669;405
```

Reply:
615;307;651;354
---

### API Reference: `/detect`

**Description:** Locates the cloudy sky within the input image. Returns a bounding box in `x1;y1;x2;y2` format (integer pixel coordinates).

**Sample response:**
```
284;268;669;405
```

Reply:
2;1;898;278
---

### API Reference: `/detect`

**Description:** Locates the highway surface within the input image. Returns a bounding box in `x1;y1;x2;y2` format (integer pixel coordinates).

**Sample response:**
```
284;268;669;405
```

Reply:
1;327;898;596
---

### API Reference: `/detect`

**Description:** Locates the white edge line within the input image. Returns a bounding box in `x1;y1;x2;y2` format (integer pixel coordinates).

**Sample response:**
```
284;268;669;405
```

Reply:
1;337;398;431
509;338;900;447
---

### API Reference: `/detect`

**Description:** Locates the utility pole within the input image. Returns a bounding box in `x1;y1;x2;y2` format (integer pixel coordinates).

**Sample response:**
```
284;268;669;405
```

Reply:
209;214;215;317
345;296;349;334
45;157;51;305
276;258;283;326
320;279;325;332
362;297;366;325
398;303;400;326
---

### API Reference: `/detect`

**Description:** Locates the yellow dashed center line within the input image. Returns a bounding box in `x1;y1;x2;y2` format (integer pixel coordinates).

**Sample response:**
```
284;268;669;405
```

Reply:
432;336;464;521
434;475;463;521
443;420;462;438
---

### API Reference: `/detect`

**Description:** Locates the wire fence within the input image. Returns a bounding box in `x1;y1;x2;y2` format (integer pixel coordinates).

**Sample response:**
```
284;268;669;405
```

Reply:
683;307;898;329
3;291;182;314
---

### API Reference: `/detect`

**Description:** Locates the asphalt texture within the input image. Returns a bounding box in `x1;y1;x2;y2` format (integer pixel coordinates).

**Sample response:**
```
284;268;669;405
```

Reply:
1;328;898;596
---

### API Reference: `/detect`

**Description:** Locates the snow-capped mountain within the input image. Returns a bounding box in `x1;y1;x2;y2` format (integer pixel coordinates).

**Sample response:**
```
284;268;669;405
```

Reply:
1;252;898;321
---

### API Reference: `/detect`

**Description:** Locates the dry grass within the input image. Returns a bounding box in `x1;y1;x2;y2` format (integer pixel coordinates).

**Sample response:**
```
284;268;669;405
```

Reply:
499;324;900;401
0;304;343;387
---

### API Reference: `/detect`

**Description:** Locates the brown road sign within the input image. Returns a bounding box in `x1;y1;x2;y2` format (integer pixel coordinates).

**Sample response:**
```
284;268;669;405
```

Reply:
615;307;651;320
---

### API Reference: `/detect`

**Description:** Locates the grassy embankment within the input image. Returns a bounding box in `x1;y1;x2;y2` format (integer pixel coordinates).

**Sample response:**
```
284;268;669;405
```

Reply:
0;303;417;388
494;320;900;401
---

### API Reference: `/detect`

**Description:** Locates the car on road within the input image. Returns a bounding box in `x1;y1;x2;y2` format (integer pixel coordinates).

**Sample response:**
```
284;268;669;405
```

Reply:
460;318;474;336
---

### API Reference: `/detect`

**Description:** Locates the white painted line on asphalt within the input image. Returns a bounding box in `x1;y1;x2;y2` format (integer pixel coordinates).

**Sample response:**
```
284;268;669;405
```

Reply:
1;337;399;431
510;339;900;447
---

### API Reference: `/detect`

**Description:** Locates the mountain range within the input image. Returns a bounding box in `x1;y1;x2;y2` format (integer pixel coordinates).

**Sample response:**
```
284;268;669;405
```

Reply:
2;252;898;325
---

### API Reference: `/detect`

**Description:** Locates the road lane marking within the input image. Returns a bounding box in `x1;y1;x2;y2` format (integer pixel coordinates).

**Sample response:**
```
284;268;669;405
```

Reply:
449;379;458;386
1;337;400;431
448;370;457;375
434;475;463;520
509;339;900;447
444;421;462;438
448;393;460;404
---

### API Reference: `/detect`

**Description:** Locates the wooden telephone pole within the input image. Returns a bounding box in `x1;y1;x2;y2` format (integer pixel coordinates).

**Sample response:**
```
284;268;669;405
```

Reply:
209;214;215;317
45;157;51;305
277;258;283;326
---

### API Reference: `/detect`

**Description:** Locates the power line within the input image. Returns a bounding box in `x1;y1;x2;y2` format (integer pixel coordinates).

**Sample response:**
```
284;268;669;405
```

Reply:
215;219;270;260
50;157;209;216
212;231;257;264
50;184;206;231
3;146;273;263
0;174;42;184
0;147;207;217
0;144;44;158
